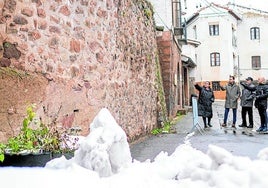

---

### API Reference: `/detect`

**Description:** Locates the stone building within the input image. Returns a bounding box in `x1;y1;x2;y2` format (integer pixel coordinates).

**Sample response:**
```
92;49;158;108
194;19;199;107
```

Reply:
0;0;167;143
150;0;195;117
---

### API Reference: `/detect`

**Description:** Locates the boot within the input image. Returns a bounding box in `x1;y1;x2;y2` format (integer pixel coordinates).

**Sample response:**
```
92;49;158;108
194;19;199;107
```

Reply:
221;123;226;127
232;124;236;129
247;125;253;129
239;124;247;127
256;126;264;132
261;126;268;132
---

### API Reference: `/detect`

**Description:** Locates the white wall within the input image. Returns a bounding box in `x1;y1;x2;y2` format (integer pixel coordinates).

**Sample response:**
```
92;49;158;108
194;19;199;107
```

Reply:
151;2;268;83
237;13;268;80
182;43;198;78
149;0;172;30
185;6;239;82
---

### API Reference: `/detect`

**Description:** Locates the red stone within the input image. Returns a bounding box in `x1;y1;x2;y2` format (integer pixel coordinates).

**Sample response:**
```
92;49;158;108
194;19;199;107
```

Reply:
38;20;47;30
21;8;33;17
70;39;81;53
29;30;41;40
59;5;71;16
50;16;60;24
49;26;61;34
37;8;46;18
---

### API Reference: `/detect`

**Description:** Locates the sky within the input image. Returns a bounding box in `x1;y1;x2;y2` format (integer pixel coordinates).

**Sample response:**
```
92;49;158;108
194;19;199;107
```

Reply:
184;0;268;16
152;0;268;30
2;108;268;187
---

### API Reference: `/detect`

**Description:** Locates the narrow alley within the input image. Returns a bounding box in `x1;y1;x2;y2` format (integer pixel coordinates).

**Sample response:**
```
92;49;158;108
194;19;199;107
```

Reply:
130;100;268;161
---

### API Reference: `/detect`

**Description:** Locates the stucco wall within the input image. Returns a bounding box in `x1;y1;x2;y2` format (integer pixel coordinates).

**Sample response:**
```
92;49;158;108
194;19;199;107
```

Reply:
0;0;162;143
237;12;268;79
148;0;172;30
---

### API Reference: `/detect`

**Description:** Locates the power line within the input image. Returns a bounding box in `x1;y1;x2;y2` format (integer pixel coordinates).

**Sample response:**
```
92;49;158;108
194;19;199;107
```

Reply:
200;0;230;15
155;11;171;30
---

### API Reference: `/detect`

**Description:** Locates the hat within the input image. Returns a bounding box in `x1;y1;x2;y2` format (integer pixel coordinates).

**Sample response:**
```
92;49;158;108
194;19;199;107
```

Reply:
246;77;253;81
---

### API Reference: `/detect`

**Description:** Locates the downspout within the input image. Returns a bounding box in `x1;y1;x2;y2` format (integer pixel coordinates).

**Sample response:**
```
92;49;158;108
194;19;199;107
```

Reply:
237;55;240;83
170;33;173;117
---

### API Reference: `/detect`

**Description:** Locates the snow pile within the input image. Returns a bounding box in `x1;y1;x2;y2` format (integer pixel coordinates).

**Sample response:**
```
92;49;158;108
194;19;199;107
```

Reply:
46;108;131;177
2;107;268;187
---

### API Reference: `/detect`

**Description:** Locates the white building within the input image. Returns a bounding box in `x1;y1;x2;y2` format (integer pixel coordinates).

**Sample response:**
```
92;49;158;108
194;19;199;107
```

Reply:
235;7;268;80
149;0;172;30
184;3;241;81
183;3;268;99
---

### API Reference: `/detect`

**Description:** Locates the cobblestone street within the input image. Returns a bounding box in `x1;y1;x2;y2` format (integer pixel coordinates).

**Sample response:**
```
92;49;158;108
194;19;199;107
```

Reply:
130;100;268;162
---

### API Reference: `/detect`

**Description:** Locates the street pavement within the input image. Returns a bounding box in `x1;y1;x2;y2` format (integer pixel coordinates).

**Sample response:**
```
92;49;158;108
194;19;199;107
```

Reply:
130;100;268;162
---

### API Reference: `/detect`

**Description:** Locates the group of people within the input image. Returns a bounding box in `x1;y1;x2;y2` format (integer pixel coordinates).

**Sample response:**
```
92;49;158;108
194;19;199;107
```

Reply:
194;75;268;133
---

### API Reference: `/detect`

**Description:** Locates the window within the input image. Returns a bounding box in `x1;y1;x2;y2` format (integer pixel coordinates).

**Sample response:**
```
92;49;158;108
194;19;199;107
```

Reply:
193;25;197;39
232;27;237;47
209;24;219;36
210;52;220;66
250;27;260;40
252;56;261;69
212;81;221;91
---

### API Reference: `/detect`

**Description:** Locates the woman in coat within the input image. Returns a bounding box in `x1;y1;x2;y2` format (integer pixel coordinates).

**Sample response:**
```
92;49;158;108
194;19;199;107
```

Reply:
194;81;215;128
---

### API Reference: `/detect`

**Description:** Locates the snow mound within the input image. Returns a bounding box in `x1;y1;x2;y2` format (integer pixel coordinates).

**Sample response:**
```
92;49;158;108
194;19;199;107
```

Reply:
46;108;132;177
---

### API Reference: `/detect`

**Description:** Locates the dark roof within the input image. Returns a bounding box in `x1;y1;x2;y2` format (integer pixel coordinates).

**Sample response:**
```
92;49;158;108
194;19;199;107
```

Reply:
181;55;196;68
227;3;268;15
186;13;199;25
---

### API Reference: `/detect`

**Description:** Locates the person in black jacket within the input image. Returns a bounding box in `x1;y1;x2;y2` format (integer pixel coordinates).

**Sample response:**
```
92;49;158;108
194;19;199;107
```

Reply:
254;77;268;132
239;77;255;128
194;81;215;128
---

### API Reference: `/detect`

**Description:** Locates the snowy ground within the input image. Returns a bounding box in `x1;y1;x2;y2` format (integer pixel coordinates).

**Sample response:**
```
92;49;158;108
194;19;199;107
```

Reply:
1;108;268;188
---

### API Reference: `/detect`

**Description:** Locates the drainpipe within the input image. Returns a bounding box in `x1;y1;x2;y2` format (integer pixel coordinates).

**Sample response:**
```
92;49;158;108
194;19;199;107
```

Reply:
172;0;180;28
171;0;184;112
237;55;241;83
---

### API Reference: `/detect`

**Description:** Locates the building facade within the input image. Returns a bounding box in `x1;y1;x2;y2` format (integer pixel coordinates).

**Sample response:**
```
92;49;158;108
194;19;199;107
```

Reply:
0;0;162;143
150;0;195;117
184;3;268;99
236;10;268;80
185;3;241;99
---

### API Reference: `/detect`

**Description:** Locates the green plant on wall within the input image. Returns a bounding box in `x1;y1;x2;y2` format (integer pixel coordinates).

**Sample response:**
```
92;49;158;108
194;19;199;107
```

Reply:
0;67;29;79
155;56;168;121
151;55;171;135
135;0;154;22
143;7;152;19
0;105;77;162
151;121;171;135
0;144;5;162
151;112;184;135
0;105;37;161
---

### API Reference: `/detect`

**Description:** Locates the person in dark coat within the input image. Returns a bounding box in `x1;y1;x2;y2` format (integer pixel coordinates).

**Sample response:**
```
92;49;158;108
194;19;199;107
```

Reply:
239;77;255;128
253;77;268;132
194;81;215;128
240;77;268;132
220;75;241;128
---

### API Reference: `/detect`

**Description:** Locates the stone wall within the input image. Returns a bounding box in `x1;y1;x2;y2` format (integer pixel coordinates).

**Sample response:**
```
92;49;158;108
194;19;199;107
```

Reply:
0;0;162;143
156;31;182;118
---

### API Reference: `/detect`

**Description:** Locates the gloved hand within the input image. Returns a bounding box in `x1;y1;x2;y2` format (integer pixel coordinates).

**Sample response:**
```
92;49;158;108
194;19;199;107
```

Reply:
240;81;245;86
